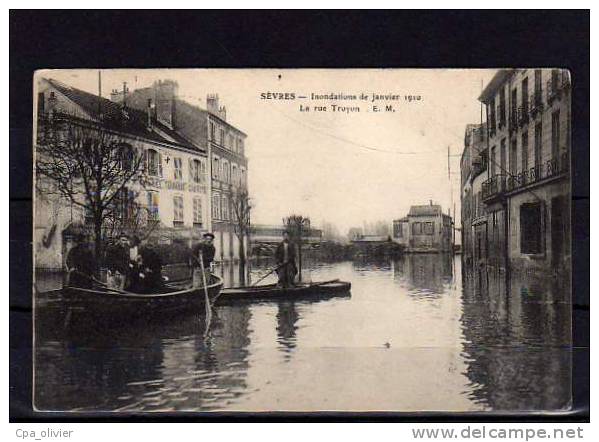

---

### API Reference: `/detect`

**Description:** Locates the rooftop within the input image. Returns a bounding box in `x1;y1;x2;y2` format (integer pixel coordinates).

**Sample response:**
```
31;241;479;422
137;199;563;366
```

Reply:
44;78;199;152
408;204;444;217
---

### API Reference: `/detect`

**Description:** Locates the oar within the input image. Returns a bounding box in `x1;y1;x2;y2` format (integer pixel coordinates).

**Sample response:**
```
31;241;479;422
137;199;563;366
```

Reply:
196;255;212;340
251;262;287;287
308;278;340;287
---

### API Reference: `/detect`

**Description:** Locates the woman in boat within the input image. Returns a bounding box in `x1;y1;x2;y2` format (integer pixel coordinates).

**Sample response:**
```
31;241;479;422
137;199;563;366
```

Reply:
104;233;130;290
125;235;143;291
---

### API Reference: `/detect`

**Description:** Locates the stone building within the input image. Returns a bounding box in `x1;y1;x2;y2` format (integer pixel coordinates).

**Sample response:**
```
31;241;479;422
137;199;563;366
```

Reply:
392;202;453;253
460;123;488;274
476;68;571;278
34;78;210;271
122;83;249;263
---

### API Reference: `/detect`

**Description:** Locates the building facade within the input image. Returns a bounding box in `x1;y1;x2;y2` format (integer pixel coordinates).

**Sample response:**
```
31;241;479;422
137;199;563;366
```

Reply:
392;202;453;253
35;78;210;270
123;84;249;263
461;123;489;273
475;68;571;278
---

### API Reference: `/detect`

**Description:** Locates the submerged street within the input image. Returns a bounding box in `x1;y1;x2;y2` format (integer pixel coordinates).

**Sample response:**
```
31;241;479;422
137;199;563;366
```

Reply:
34;254;571;412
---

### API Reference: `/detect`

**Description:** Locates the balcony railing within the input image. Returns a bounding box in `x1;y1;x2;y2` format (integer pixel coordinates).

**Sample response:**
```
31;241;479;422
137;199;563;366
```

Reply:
517;105;529;127
547;70;571;104
504;151;569;194
529;92;544;117
509;110;518;133
482;174;507;200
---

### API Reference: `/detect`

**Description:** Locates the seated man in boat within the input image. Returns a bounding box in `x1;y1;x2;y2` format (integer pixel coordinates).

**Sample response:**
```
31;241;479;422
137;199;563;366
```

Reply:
104;233;130;290
190;232;216;287
275;230;298;288
65;232;95;288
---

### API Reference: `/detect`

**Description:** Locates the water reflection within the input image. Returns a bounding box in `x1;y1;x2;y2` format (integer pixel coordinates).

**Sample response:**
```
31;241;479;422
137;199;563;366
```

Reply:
34;254;571;412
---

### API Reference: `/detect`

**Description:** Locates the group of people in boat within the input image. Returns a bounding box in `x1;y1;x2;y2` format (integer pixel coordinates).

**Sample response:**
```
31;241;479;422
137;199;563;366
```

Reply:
66;228;298;292
66;231;216;293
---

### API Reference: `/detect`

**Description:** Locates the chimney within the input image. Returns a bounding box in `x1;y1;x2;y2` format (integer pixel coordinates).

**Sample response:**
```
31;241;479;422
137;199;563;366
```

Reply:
429;199;433;206
219;105;227;121
153;80;177;129
146;98;153;130
206;94;219;114
110;88;124;103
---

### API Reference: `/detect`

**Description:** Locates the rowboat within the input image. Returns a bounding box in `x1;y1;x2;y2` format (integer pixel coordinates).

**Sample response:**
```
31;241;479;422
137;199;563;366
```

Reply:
219;279;351;303
62;274;224;318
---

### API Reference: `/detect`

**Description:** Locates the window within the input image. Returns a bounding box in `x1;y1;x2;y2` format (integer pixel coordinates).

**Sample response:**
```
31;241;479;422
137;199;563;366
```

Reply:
212;194;220;219
551;110;560;159
221;195;229;220
193;197;203;227
209;121;216;141
219;128;225;145
232;164;238;185
510;139;518;175
500;138;506;173
190;158;204;184
521;77;529;112
412;222;422;235
424;222;435;235
173;196;184;227
147;192;159;221
489;98;496;132
521;132;529;171
228;134;234;150
146;149;161;176
520;202;544;254
511;87;517;122
534;122;543;168
212;157;219;180
491;146;497;175
119;144;134;172
222;160;230;183
37;92;45;115
240;168;246;187
534;69;542;103
499;87;506;126
118;188;135;221
173;157;183;181
393;222;403;238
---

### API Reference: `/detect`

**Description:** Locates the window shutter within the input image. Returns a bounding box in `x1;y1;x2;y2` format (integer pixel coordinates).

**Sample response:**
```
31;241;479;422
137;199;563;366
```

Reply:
143;149;148;173
158;152;163;177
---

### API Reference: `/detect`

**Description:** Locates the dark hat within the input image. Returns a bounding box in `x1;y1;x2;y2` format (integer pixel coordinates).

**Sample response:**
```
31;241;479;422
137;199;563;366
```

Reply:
119;232;129;239
203;232;215;239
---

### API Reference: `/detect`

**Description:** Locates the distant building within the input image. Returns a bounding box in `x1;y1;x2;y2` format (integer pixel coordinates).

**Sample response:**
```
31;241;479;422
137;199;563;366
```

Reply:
392;202;453;253
250;224;323;245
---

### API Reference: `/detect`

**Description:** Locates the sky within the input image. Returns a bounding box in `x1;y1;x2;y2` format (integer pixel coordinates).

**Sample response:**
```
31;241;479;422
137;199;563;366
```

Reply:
38;68;497;234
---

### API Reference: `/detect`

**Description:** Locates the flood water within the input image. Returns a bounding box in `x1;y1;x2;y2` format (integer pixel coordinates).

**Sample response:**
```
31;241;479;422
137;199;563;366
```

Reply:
34;254;572;412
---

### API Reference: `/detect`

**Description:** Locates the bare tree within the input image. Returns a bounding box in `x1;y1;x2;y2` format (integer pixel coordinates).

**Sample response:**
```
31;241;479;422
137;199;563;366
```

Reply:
230;187;251;268
36;112;145;265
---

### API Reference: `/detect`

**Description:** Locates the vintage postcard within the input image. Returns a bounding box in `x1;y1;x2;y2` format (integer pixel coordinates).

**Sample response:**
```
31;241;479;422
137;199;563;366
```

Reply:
33;69;572;412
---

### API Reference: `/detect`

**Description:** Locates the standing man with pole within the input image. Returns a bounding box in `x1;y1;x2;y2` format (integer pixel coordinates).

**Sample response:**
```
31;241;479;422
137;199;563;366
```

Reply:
191;232;216;339
275;230;297;288
191;232;216;288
